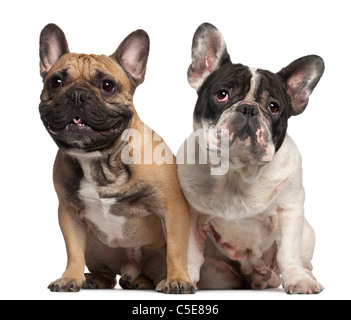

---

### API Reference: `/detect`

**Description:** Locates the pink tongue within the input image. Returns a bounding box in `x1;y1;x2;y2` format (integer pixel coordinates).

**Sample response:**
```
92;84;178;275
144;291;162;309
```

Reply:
73;117;83;124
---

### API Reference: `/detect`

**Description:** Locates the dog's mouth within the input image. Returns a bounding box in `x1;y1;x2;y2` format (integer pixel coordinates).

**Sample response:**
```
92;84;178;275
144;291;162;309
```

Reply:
206;122;274;163
46;116;127;135
231;125;275;163
43;115;129;151
236;130;251;142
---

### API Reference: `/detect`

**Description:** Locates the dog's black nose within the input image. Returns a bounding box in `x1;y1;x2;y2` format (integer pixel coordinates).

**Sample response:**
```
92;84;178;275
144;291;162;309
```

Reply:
67;88;90;104
237;104;259;117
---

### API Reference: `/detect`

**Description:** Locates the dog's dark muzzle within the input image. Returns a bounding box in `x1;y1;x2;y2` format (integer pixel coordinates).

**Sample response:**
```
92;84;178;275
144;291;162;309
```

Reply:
229;102;262;144
40;87;133;151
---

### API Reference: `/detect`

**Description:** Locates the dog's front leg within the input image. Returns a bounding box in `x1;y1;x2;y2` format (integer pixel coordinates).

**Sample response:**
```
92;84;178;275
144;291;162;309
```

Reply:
48;202;87;292
155;200;196;294
186;209;207;287
277;207;323;294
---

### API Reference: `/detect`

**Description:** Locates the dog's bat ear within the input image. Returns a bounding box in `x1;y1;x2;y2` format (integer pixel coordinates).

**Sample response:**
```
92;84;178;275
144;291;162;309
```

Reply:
277;55;324;117
188;23;231;92
39;24;69;79
112;29;150;87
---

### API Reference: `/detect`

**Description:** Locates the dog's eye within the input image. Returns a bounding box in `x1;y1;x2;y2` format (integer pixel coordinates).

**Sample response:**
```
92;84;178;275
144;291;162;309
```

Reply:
100;80;115;92
51;77;63;89
268;102;280;114
216;90;229;102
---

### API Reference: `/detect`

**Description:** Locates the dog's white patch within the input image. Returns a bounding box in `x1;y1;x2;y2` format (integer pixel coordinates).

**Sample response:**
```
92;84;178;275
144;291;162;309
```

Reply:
245;67;261;101
77;157;126;247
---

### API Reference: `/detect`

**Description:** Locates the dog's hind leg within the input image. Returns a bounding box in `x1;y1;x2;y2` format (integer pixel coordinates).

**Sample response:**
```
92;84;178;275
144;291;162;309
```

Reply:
83;272;117;289
119;274;155;290
197;238;244;289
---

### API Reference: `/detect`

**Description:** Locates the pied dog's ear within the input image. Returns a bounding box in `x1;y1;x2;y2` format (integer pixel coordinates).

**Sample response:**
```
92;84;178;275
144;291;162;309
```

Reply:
277;55;324;117
188;23;231;92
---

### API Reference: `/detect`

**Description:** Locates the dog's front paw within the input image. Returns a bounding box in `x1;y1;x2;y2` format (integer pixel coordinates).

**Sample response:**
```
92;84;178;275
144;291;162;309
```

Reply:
156;279;197;294
48;276;85;292
283;268;324;294
285;278;324;294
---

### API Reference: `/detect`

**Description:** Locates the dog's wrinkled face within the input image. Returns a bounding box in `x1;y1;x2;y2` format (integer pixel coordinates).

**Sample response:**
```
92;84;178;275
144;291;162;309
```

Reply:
194;64;290;162
40;54;134;152
188;23;324;163
39;24;149;152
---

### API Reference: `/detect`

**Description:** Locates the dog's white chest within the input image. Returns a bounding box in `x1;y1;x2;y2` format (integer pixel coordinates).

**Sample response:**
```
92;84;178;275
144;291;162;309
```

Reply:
77;157;126;247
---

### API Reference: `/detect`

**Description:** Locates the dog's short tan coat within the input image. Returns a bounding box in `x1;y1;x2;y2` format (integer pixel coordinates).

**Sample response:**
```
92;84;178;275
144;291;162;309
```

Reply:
39;24;195;294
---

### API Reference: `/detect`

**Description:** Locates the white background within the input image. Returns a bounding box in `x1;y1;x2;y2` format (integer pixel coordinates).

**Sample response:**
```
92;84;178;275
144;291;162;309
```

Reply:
0;0;350;300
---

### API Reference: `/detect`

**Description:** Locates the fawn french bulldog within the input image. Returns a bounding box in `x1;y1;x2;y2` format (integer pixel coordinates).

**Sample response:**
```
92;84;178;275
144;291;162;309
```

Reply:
39;24;195;294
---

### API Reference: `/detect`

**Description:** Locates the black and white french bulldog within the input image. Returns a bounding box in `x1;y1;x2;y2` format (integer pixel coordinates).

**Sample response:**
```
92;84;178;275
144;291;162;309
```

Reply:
177;23;325;294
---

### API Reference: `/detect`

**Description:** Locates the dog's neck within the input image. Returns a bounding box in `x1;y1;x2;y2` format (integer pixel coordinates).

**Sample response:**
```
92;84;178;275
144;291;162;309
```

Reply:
227;157;269;184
